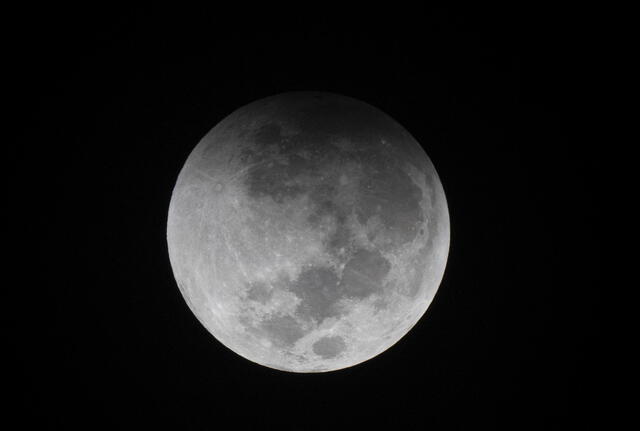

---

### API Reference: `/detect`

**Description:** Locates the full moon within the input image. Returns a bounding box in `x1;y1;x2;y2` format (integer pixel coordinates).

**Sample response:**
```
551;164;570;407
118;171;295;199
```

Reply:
167;92;450;372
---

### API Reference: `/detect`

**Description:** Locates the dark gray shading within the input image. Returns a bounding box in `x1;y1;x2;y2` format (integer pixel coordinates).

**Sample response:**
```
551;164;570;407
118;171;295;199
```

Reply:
279;131;337;159
254;122;283;148
238;123;285;164
246;113;425;250
292;266;343;323
308;183;338;209
230;92;430;176
244;145;335;204
293;94;405;149
239;93;425;211
261;315;305;347
306;197;338;226
245;158;308;203
356;166;424;247
339;248;391;299
246;281;273;304
312;336;347;359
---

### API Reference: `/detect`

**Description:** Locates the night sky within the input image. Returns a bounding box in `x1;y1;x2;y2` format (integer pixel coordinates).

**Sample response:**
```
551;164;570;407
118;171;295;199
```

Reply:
9;6;601;429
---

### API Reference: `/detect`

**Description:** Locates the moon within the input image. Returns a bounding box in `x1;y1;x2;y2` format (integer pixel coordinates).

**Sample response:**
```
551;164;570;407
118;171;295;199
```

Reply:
167;92;450;372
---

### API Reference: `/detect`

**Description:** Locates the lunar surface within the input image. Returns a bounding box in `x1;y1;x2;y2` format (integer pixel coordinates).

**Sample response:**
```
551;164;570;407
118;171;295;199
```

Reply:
167;92;449;372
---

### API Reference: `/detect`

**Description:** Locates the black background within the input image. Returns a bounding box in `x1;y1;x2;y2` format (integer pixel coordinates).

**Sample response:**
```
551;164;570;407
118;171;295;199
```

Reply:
9;5;601;429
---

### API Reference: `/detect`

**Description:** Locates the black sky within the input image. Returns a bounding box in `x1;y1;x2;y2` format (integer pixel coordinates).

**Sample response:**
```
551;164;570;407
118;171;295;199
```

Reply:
9;6;602;429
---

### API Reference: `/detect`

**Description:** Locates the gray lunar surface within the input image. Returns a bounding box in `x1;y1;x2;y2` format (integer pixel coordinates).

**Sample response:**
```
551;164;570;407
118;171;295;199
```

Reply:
167;92;450;372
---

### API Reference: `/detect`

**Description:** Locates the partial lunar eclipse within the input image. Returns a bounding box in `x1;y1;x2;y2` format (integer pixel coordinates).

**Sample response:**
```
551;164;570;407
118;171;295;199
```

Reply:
167;92;449;372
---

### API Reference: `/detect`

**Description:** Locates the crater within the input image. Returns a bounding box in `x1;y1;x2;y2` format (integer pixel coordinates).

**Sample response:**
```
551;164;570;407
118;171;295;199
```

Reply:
312;336;347;359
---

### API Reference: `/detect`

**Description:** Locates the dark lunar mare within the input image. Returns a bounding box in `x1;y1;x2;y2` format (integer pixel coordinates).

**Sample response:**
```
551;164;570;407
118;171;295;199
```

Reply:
293;266;342;323
261;315;306;347
312;336;347;359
